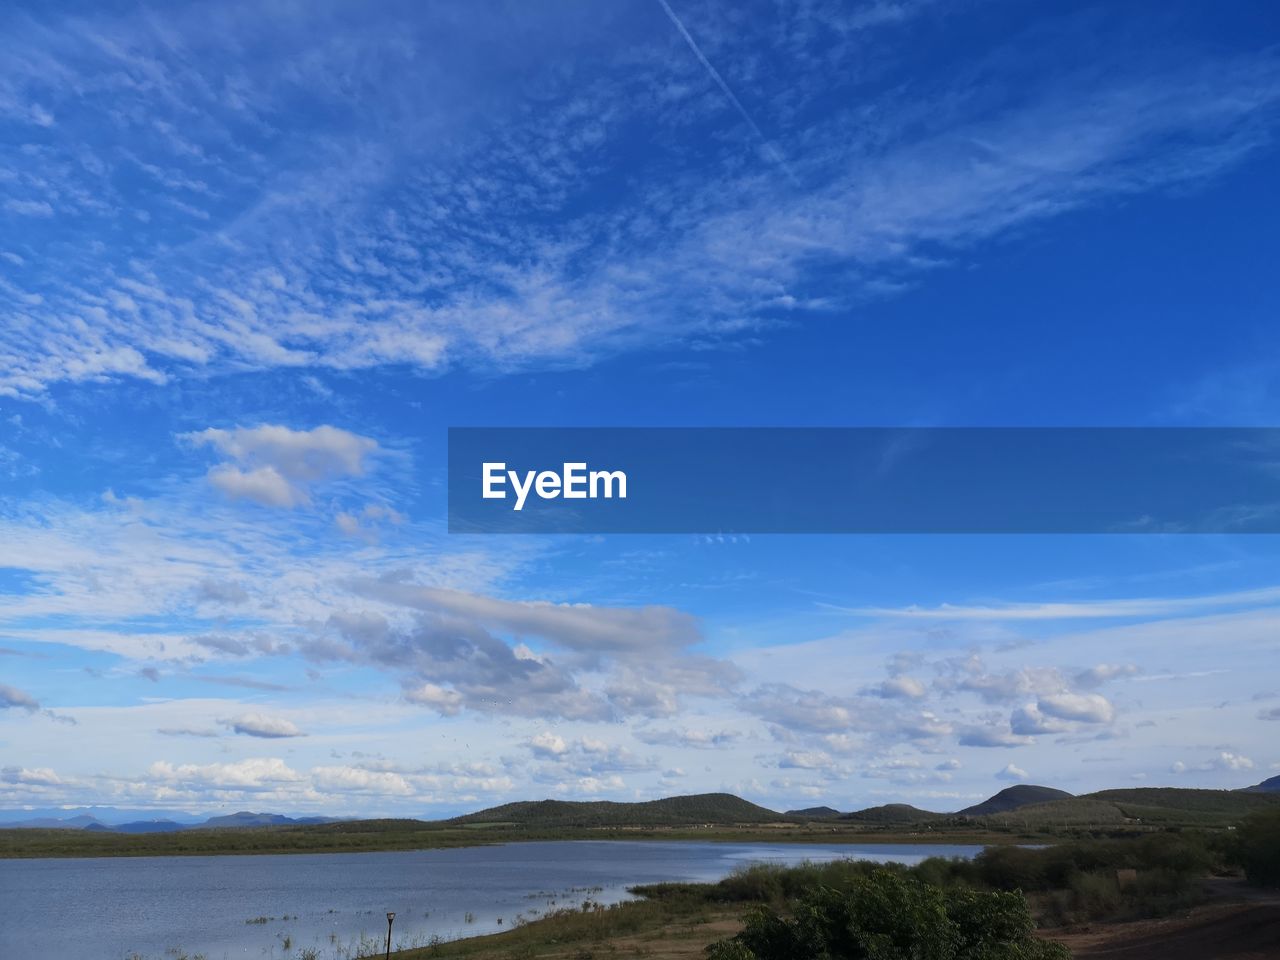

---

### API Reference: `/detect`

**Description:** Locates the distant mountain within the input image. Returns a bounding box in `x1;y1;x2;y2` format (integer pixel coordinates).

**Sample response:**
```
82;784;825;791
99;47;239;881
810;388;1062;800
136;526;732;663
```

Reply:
786;806;842;819
201;811;342;829
959;785;1073;817
0;809;347;832
2;814;105;830
0;806;205;827
450;792;783;827
842;803;946;824
88;819;188;834
1242;775;1280;794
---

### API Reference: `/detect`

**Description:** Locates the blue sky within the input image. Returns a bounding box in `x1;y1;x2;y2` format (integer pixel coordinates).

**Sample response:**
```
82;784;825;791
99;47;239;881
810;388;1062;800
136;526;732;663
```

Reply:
1;0;1279;816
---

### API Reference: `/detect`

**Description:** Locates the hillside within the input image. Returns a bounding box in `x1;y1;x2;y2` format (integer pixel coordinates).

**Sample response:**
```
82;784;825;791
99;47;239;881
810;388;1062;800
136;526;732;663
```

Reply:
1082;787;1280;824
449;792;784;827
786;806;841;819
959;785;1073;816
1242;775;1280;794
842;803;946;824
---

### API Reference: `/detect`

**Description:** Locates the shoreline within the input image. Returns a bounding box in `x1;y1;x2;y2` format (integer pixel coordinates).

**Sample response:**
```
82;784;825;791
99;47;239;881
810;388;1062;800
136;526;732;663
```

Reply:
0;824;1029;860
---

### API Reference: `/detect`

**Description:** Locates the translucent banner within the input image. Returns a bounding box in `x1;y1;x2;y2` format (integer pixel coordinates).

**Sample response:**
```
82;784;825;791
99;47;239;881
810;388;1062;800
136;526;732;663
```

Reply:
447;428;1280;534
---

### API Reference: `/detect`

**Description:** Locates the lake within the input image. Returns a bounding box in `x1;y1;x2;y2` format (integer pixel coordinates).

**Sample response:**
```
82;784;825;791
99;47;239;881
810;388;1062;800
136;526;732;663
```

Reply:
0;840;987;960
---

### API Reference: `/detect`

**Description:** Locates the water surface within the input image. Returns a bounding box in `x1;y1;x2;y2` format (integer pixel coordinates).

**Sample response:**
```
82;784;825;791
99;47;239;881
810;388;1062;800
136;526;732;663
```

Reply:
0;840;985;960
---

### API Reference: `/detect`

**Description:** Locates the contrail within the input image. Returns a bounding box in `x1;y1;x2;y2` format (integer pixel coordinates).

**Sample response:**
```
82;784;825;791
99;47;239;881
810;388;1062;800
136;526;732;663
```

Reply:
654;0;799;184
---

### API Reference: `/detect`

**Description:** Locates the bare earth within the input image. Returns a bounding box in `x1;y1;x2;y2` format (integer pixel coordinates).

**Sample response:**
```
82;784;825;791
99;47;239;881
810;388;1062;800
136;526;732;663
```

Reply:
1051;880;1280;960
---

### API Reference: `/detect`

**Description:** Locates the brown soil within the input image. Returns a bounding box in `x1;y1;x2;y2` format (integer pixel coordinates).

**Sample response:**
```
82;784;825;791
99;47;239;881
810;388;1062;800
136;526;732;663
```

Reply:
1051;879;1280;960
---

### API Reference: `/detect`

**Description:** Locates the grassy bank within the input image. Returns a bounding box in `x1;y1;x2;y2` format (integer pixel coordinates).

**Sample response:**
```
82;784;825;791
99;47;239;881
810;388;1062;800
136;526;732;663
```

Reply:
382;834;1234;960
0;821;1023;859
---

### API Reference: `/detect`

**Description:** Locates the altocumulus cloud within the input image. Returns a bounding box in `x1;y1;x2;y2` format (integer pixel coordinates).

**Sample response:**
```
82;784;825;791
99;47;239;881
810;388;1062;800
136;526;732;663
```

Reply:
222;713;306;739
184;424;379;508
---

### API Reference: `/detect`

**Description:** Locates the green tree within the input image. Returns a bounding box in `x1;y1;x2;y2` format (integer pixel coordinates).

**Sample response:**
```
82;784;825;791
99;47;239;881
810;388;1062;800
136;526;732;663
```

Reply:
706;870;1068;960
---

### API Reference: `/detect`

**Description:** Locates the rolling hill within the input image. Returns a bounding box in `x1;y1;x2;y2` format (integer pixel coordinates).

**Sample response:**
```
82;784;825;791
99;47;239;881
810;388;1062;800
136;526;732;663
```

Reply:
449;792;784;827
841;803;946;824
1242;775;1280;794
786;806;841;819
958;785;1074;816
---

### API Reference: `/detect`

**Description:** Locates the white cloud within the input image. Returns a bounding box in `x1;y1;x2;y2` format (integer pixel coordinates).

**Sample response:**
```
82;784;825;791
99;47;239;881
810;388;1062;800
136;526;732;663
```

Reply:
223;713;305;739
874;676;926;699
1212;751;1254;772
403;682;464;716
186;425;379;508
311;765;412;795
148;757;305;789
526;732;569;758
778;750;833;771
996;763;1028;781
208;465;302;508
1010;703;1067;736
1;766;63;786
1038;692;1115;724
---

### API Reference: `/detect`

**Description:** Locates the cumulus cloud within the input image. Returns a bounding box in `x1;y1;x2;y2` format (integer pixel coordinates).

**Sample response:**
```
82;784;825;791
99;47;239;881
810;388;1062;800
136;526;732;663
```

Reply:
403;682;463;715
149;757;305;789
996;763;1029;781
185;425;379;508
222;713;305;738
1010;703;1067;736
744;683;859;733
778;750;834;771
527;732;569;758
311;765;412;795
873;676;926;699
1038;692;1115;724
1;765;63;786
1212;751;1254;771
316;585;737;722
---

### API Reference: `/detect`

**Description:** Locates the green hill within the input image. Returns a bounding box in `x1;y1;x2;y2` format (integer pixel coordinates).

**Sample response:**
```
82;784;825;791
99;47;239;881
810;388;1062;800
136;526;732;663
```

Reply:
959;785;1074;816
1081;787;1280;824
1242;775;1280;794
841;803;946;824
449;792;784;828
786;806;842;819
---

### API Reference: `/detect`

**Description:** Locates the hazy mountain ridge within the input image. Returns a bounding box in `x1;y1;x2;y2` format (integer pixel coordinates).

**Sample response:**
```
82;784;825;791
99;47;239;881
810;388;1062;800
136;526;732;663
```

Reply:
6;781;1280;834
0;810;346;832
1241;774;1280;793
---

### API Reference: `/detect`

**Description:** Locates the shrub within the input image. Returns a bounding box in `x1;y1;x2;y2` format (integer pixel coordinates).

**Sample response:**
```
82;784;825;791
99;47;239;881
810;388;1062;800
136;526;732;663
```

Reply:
706;869;1068;960
1237;809;1280;887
